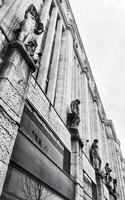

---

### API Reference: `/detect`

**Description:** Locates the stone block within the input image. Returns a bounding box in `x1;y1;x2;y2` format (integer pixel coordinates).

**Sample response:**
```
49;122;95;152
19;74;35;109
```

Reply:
27;81;71;150
0;109;18;138
0;78;25;117
0;126;12;164
0;161;8;194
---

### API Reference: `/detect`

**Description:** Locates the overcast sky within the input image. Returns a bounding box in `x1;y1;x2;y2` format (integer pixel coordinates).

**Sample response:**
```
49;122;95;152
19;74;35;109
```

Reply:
69;0;125;157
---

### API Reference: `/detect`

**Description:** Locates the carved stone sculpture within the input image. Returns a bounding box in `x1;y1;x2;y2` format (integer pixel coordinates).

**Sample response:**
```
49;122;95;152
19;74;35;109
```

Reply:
70;99;80;116
67;99;80;129
105;163;112;185
17;4;44;63
113;179;118;200
90;139;102;170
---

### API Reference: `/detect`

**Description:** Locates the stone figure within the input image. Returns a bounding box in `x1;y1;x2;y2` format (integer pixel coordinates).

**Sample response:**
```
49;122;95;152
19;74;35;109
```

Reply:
70;99;80;116
113;179;117;194
113;179;118;200
67;99;80;129
90;139;101;170
17;4;44;63
105;163;112;184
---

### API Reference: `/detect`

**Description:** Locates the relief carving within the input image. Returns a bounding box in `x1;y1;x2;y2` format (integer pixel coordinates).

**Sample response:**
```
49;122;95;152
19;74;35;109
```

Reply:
17;4;44;64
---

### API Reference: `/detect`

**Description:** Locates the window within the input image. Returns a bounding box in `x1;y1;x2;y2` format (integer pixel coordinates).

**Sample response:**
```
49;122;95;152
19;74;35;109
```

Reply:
2;164;64;200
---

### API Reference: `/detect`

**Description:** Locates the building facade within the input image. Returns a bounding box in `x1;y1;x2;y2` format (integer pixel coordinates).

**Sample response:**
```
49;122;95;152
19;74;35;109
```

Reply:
0;0;125;200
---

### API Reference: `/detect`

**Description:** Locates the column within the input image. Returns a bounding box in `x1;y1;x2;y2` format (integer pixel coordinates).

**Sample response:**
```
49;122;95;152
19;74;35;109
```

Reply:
92;102;100;140
47;20;62;103
100;122;109;167
37;7;58;91
0;41;35;195
74;60;79;99
114;143;125;200
78;68;82;137
34;0;52;61
96;170;105;200
69;123;84;200
71;55;75;100
54;30;73;122
80;73;91;157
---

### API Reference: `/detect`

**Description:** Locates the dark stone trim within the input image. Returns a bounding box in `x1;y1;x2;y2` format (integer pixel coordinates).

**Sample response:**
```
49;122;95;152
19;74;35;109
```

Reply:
9;40;36;72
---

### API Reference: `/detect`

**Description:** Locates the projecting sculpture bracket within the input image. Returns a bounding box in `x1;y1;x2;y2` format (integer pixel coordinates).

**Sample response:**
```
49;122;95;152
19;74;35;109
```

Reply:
9;40;36;72
15;4;44;64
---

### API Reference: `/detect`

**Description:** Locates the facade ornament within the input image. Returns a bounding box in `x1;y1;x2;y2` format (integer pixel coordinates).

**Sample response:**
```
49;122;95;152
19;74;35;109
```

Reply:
90;139;102;170
67;99;80;129
112;179;118;200
17;4;44;63
105;163;112;185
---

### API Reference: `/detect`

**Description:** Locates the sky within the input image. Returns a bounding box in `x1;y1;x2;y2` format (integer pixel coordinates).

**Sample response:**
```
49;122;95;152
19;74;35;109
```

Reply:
69;0;125;157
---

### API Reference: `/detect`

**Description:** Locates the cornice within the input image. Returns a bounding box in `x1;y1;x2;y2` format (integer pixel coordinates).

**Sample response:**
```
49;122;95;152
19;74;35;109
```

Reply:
104;120;120;143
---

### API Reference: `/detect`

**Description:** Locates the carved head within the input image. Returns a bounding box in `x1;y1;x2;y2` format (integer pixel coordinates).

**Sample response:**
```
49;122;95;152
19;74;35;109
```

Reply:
75;99;80;105
94;139;98;144
24;4;44;35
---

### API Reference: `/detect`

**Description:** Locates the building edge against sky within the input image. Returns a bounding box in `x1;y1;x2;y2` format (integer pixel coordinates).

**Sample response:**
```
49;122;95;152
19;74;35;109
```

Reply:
0;0;125;200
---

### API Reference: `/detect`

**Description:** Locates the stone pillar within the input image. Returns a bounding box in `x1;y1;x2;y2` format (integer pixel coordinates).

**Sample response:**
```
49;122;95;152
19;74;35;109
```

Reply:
54;30;73;122
34;0;52;62
80;72;91;156
100;122;109;168
71;56;76;100
95;170;105;200
0;41;36;195
74;59;79;99
47;20;62;103
92;102;100;140
70;128;84;200
37;7;58;91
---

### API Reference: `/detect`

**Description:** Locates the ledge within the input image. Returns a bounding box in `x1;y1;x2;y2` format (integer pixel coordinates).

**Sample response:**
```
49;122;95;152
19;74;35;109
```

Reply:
9;40;36;73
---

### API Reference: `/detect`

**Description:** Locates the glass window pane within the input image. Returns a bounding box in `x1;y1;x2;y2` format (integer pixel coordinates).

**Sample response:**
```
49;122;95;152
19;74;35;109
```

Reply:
3;165;64;200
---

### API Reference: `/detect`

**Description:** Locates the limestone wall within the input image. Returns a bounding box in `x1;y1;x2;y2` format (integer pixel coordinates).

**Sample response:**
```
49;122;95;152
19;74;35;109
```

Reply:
0;0;125;199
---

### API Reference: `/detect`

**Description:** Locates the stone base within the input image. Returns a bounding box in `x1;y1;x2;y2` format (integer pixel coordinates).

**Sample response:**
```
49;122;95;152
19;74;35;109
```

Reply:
69;128;83;148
